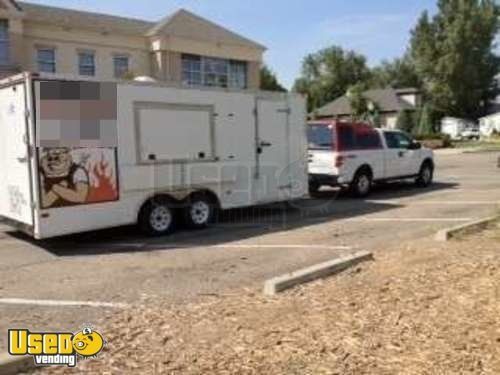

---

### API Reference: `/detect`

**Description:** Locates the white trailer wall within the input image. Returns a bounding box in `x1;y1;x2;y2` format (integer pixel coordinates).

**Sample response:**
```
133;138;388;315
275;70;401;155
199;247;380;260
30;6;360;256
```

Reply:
32;78;307;238
0;80;34;227
117;84;258;209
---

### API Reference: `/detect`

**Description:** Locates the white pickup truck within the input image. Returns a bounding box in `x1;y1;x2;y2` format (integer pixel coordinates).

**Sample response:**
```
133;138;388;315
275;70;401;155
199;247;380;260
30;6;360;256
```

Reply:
308;121;434;197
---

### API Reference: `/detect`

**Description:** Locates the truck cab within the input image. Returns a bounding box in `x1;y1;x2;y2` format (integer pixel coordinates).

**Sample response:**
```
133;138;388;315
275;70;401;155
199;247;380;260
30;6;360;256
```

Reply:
307;121;434;197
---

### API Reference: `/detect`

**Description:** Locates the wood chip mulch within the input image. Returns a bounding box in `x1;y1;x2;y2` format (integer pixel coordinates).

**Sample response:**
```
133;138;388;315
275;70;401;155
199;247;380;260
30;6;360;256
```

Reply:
45;229;500;375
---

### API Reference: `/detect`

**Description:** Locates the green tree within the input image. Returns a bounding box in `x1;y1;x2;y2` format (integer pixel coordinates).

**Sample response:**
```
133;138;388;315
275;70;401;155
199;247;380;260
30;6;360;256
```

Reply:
409;0;500;119
346;83;382;126
293;46;372;112
370;57;421;89
260;65;287;92
396;109;417;133
347;83;369;121
414;104;435;136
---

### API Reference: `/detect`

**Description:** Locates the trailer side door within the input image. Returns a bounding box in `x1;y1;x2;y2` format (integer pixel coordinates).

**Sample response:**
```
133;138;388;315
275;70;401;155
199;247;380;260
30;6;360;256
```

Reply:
0;80;34;226
255;98;291;203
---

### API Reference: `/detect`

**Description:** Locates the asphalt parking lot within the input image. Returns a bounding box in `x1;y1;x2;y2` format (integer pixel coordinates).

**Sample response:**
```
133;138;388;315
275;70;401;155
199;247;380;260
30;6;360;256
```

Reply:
0;151;499;351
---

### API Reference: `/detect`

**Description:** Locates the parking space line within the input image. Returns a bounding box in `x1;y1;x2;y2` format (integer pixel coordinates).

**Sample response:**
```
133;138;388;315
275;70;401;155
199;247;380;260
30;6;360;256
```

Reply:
345;217;473;223
209;244;352;250
106;243;352;251
368;200;500;206
0;298;128;309
440;175;500;180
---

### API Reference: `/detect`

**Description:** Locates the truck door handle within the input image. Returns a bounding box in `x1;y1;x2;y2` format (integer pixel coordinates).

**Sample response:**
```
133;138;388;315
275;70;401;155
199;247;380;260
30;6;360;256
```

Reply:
17;156;28;163
398;151;406;158
259;141;272;148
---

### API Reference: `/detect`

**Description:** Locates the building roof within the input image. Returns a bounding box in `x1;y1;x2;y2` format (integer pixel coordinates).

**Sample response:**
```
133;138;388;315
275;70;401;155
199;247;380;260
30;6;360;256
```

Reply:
15;2;265;50
314;87;417;118
18;2;153;35
395;87;420;95
146;9;266;50
6;0;21;11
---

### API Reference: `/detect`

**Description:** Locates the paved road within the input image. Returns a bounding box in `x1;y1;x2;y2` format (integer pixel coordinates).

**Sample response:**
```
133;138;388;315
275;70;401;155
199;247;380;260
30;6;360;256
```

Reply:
0;151;499;350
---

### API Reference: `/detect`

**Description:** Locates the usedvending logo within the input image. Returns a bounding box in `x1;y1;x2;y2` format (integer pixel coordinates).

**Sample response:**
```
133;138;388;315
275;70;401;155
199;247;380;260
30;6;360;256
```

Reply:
8;326;106;367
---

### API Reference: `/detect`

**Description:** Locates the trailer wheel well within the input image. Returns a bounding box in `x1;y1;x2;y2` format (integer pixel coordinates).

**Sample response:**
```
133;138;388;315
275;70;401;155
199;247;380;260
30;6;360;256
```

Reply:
137;190;221;222
137;194;180;222
186;190;221;210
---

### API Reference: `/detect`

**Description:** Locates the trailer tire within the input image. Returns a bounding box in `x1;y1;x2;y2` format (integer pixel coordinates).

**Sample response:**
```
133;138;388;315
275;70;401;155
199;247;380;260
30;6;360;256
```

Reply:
183;192;217;229
139;196;177;236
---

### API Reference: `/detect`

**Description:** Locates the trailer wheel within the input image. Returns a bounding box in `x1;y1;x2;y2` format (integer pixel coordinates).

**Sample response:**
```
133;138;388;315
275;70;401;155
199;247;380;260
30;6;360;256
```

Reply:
184;193;216;229
139;197;177;236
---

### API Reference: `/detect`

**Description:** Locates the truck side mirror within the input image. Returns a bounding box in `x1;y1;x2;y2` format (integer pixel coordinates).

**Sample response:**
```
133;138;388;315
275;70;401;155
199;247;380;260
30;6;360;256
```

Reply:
409;141;422;150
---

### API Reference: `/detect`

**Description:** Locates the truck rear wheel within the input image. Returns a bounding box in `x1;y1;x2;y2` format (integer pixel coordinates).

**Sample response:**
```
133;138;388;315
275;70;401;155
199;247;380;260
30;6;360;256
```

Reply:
183;193;216;229
139;197;177;236
350;169;372;198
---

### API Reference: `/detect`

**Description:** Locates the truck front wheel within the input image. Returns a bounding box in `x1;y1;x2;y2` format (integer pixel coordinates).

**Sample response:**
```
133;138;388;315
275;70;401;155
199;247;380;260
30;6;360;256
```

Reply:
139;197;177;236
416;162;434;187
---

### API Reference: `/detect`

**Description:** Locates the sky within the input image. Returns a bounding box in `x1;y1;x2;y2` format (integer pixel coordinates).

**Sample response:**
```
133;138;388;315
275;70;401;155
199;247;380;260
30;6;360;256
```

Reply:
26;0;438;89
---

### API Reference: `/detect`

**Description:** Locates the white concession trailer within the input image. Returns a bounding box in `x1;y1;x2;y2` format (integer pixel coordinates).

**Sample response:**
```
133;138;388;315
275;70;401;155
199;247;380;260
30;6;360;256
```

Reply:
0;73;308;239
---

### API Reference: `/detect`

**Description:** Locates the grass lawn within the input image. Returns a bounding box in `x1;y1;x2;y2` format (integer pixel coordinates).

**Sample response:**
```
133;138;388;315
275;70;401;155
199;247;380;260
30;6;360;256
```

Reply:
453;138;500;151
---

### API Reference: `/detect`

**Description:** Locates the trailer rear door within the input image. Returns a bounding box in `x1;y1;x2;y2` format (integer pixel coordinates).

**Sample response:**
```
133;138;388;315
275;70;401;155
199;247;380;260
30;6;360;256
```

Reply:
0;80;34;226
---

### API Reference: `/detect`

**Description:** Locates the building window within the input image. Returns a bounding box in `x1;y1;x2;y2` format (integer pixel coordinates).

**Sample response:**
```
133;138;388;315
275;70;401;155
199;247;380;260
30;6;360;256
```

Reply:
78;52;95;76
37;48;56;73
203;57;228;87
114;55;129;78
0;20;9;65
182;54;202;86
229;60;247;89
182;54;247;89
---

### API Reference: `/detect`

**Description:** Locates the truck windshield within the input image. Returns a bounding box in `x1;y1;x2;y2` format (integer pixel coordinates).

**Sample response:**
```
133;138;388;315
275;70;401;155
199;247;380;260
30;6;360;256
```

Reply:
308;124;335;150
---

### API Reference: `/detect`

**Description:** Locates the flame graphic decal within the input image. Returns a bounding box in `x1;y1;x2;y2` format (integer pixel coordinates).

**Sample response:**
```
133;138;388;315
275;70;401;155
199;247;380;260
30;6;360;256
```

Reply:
87;154;118;203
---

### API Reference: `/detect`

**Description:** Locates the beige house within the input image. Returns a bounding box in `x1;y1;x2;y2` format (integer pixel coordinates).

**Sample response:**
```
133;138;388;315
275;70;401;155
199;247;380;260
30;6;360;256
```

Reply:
0;0;265;89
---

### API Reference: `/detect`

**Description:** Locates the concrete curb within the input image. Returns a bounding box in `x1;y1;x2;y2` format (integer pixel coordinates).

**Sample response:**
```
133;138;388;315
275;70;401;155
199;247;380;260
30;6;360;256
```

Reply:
0;353;34;375
435;216;499;242
263;251;374;296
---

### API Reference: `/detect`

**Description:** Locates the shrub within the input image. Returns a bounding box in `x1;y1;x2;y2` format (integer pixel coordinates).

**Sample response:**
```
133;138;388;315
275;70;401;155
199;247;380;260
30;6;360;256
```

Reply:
396;109;416;133
414;104;436;136
414;133;452;148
